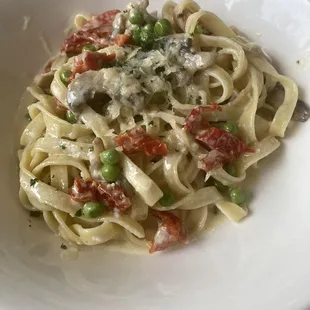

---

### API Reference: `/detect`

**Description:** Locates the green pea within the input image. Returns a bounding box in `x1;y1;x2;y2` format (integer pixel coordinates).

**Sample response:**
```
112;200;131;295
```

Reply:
82;44;97;52
154;19;172;37
140;30;155;50
60;69;72;86
65;110;77;124
222;122;239;136
229;187;247;205
82;201;104;218
132;26;141;45
224;164;236;176
101;164;121;182
100;149;120;166
213;179;228;193
129;8;144;25
143;23;155;33
159;190;175;206
194;24;203;34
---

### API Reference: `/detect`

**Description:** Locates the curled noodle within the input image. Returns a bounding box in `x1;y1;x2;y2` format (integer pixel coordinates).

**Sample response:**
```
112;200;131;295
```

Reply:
17;0;301;254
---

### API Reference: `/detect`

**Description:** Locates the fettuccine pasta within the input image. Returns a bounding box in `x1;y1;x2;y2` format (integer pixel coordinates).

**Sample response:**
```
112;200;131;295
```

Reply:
18;0;305;254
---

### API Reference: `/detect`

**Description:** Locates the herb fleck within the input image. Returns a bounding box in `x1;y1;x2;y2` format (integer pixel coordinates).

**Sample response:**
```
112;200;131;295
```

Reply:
30;178;38;187
88;147;94;152
26;113;32;121
60;243;67;250
60;143;66;150
296;60;300;64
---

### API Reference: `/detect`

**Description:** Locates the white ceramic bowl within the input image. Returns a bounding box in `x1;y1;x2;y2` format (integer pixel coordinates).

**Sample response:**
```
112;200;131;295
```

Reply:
1;0;310;309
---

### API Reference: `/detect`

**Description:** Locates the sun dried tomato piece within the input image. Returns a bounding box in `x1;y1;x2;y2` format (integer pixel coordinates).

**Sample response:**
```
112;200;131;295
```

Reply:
97;183;131;213
114;34;131;46
69;51;116;81
71;178;97;203
184;104;254;173
149;210;188;254
196;127;254;160
61;10;120;55
70;178;131;213
184;104;222;133
115;127;168;157
198;150;228;173
86;10;121;28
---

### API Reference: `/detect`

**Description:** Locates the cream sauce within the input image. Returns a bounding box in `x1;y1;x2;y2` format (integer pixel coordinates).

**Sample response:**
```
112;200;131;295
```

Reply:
67;37;216;112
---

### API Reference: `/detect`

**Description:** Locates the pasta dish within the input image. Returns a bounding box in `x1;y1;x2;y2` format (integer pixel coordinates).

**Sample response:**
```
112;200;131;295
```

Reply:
18;0;307;253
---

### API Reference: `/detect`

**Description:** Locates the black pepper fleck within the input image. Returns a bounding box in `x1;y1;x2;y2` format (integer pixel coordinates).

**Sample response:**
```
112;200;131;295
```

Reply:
60;244;67;250
30;178;38;187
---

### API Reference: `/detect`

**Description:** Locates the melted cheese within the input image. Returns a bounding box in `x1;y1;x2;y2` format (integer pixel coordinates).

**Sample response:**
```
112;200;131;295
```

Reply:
67;37;216;112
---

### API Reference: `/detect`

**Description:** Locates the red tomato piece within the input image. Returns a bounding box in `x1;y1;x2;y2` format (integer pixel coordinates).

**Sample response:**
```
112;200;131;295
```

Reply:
115;127;168;157
184;104;254;173
114;34;131;46
70;51;116;81
196;127;254;160
61;10;120;55
97;183;131;213
86;10;121;28
184;104;222;133
71;178;98;203
149;210;188;254
198;150;228;172
70;178;131;213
